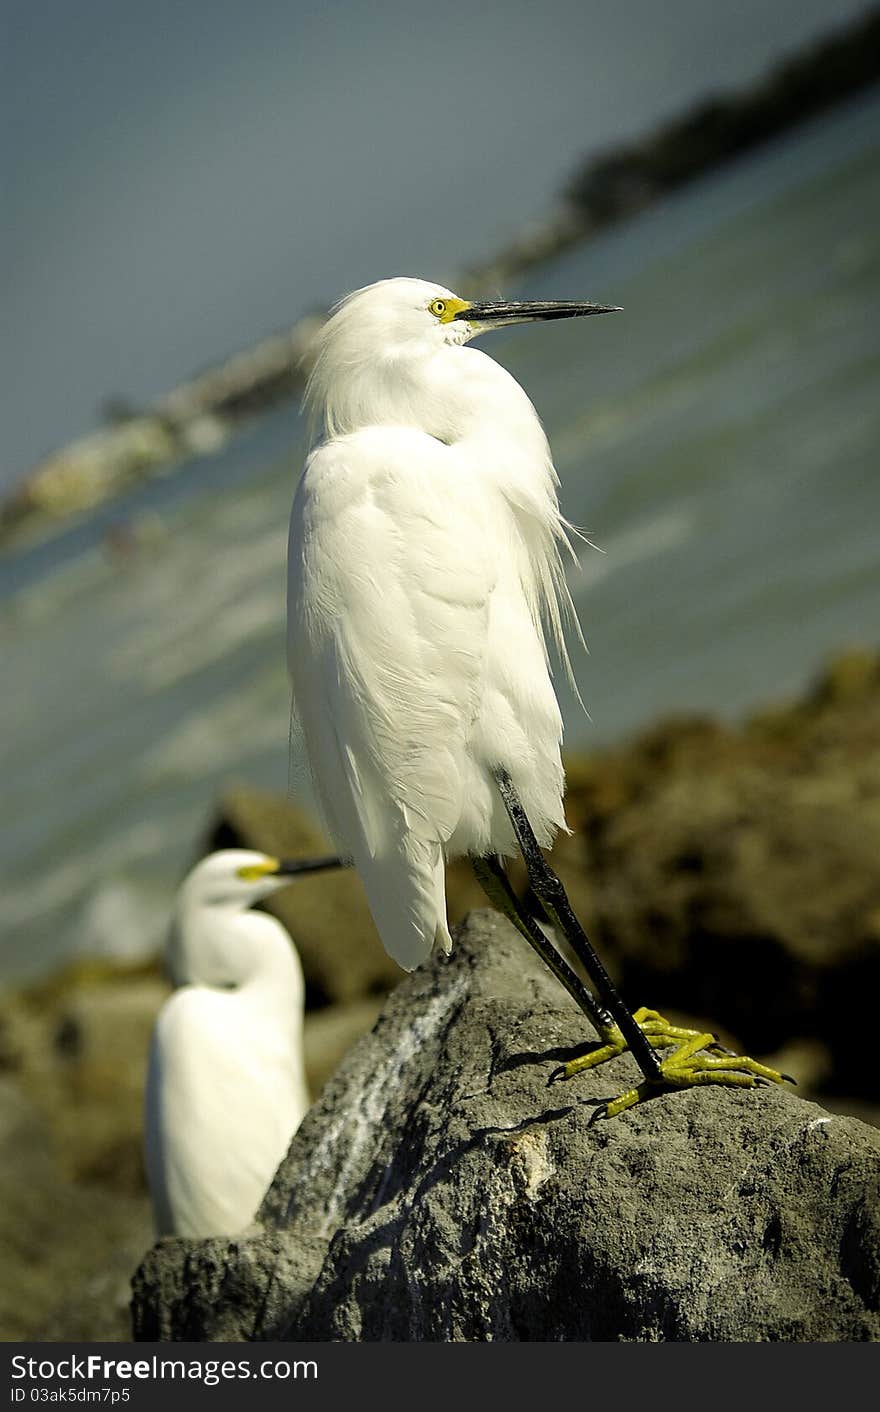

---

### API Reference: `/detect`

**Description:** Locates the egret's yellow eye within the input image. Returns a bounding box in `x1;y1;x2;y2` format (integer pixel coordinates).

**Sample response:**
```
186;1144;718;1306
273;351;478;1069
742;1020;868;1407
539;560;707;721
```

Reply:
429;298;447;318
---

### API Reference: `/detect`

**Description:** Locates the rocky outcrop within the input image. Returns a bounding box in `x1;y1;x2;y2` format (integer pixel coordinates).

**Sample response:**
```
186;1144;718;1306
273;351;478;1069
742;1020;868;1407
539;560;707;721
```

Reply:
552;649;880;1097
132;911;880;1342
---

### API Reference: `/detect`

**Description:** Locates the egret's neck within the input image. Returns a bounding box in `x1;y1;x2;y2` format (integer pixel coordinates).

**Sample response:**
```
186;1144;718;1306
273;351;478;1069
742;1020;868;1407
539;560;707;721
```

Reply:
170;902;303;1007
310;343;548;457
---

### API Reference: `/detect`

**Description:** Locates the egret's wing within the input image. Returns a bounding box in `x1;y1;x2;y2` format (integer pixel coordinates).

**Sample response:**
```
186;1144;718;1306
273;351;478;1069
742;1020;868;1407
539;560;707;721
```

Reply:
288;428;495;969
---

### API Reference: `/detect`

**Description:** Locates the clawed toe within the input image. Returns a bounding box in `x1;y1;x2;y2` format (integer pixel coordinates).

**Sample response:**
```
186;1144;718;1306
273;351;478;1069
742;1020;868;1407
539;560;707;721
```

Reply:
548;1004;792;1120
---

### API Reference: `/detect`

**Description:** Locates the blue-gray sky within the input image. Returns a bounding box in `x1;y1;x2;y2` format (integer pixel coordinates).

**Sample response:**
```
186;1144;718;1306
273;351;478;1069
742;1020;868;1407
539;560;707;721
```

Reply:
2;0;870;482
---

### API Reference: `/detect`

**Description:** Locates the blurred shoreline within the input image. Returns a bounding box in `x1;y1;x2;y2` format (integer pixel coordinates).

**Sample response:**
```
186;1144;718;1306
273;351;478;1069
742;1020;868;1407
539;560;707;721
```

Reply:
2;5;877;550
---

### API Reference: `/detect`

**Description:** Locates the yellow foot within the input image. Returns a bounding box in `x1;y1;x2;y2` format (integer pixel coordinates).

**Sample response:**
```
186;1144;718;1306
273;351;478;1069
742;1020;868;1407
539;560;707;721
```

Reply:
550;1006;722;1079
550;1007;790;1120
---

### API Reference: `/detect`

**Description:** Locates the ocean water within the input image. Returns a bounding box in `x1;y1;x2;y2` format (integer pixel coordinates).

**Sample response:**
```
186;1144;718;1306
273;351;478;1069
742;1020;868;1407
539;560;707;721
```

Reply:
1;90;878;983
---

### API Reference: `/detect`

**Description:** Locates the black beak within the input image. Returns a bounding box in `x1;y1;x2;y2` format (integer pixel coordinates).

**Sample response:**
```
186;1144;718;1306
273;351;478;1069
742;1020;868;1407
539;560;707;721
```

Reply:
454;300;622;325
275;855;348;877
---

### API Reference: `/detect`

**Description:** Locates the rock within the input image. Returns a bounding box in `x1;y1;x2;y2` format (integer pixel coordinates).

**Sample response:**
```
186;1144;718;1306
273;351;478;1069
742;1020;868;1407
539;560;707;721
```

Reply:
131;910;880;1343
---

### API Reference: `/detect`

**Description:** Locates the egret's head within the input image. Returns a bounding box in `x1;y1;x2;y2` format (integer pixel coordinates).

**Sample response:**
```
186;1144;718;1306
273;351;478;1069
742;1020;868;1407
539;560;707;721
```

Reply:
311;276;620;355
304;276;621;439
181;850;298;911
307;278;469;374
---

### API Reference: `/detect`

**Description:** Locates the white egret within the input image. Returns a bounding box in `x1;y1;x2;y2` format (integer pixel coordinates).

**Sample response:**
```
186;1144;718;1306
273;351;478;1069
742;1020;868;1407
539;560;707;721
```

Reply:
144;849;339;1238
287;277;785;1118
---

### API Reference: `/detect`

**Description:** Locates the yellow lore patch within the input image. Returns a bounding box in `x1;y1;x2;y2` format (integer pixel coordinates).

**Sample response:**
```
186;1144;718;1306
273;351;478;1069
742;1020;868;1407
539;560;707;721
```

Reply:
429;296;471;323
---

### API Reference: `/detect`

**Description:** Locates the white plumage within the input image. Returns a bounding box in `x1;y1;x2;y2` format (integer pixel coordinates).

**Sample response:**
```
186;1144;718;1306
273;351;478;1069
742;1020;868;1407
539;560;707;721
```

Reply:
144;850;309;1238
288;277;599;970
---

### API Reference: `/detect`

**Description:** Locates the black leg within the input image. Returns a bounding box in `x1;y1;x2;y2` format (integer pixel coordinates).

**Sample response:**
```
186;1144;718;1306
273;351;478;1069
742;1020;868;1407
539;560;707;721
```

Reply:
471;855;607;1032
493;768;664;1084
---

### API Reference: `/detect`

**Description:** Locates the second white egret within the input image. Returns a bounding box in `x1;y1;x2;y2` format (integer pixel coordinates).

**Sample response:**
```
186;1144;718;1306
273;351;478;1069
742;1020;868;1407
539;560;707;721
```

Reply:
287;277;785;1118
144;849;338;1238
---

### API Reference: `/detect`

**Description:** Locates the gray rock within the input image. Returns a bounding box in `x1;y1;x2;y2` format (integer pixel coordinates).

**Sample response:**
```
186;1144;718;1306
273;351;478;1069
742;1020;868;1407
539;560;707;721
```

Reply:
132;910;880;1342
